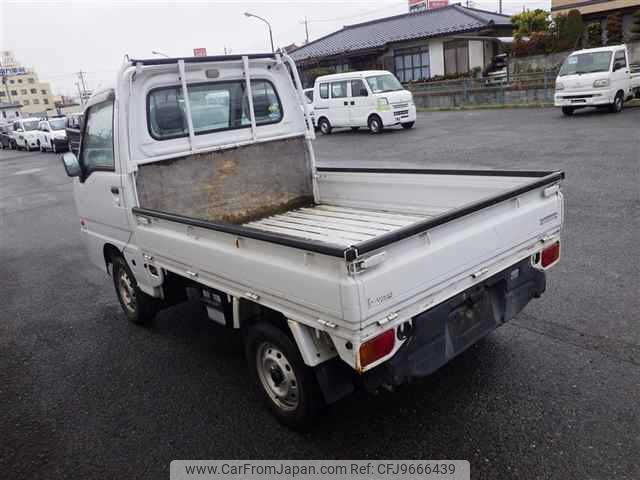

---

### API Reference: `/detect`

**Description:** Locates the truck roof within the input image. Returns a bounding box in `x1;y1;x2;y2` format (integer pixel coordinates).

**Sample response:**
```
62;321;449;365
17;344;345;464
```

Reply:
315;70;393;82
569;44;628;55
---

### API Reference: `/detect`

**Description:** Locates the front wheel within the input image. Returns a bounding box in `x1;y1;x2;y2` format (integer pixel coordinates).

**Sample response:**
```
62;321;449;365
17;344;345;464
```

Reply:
610;92;624;113
245;322;325;431
561;107;574;116
111;255;158;325
368;115;383;134
318;118;332;135
401;121;415;129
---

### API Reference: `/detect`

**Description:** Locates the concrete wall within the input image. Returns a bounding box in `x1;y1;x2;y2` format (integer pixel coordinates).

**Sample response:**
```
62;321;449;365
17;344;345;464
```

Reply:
412;86;554;109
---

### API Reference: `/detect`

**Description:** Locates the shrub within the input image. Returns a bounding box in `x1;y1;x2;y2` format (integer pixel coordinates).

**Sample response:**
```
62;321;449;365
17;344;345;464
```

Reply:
586;23;603;48
564;9;584;48
512;9;551;38
606;12;623;45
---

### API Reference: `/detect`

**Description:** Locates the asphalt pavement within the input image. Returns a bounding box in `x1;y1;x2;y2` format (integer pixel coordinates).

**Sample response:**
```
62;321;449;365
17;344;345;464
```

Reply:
1;106;639;480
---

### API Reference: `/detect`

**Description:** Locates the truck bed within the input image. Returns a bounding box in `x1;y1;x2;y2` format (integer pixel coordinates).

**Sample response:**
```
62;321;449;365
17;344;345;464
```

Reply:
244;204;431;248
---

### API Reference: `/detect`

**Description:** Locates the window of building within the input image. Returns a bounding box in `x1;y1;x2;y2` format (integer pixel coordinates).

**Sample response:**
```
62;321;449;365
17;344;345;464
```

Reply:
41;89;47;95
33;99;40;104
444;40;469;76
0;92;4;97
43;98;49;105
147;79;283;140
10;90;17;96
9;79;14;84
330;81;347;98
28;78;35;84
18;79;23;83
30;88;37;94
350;79;368;97
319;83;329;99
20;89;27;95
335;63;349;73
23;100;30;105
394;47;430;82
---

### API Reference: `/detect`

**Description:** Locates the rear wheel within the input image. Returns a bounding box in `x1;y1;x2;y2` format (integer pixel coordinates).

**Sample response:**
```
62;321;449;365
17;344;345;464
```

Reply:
368;115;383;134
401;121;415;129
318;118;332;135
111;255;158;325
561;107;575;116
245;322;324;431
610;92;624;113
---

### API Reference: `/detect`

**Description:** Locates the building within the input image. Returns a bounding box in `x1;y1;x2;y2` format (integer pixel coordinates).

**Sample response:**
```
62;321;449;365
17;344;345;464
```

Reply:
0;51;57;115
409;0;450;12
0;102;22;122
551;0;640;42
291;4;512;86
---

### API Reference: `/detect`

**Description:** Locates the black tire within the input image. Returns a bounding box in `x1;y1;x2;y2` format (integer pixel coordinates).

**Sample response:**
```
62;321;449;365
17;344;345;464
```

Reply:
561;107;574;116
318;118;332;135
368;115;383;134
350;127;360;131
111;255;158;325
610;92;624;113
401;121;415;129
245;322;325;431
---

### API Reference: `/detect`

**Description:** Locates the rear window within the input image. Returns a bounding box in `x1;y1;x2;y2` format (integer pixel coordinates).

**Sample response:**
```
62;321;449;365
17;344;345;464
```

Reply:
147;79;283;140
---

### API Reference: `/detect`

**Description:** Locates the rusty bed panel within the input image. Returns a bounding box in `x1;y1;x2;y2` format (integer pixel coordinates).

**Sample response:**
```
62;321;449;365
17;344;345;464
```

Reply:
135;136;314;224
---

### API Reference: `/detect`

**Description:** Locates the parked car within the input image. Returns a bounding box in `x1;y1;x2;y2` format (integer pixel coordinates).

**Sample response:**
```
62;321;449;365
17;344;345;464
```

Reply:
555;44;640;116
0;123;15;149
313;70;416;134
12;118;41;151
65;113;84;156
60;53;564;430
35;117;68;153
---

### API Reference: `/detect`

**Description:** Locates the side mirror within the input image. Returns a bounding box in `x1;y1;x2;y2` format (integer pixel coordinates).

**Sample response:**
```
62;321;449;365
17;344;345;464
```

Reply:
613;61;625;71
360;89;369;97
61;152;82;178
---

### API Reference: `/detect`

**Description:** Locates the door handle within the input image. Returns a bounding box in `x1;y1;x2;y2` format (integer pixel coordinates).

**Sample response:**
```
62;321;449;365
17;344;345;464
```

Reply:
350;101;355;105
343;101;348;106
110;186;119;194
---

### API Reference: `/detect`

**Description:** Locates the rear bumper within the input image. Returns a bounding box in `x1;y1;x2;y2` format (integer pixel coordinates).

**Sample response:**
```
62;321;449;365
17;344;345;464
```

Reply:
362;257;545;390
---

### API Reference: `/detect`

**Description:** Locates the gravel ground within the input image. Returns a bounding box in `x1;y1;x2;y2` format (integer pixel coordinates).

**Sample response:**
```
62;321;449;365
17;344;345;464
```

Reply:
1;105;638;480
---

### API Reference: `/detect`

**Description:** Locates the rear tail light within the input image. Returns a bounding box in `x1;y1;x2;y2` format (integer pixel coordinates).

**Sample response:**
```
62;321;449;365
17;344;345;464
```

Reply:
359;329;395;369
538;241;561;269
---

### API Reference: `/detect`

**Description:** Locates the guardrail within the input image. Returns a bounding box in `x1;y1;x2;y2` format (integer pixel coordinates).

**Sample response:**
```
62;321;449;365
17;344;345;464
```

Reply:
407;70;560;108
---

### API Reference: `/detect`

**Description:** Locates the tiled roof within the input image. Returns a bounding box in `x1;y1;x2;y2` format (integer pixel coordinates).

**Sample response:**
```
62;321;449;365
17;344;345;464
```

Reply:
291;4;511;62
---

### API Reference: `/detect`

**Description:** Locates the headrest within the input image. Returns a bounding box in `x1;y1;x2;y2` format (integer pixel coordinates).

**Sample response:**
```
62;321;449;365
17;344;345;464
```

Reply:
155;104;185;133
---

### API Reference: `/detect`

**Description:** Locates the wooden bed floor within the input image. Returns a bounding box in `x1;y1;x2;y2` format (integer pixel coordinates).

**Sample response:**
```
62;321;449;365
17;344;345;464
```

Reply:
243;204;431;247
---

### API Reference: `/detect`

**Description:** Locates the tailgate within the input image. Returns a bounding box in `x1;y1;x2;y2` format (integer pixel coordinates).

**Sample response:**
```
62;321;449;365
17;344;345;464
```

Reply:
349;173;564;329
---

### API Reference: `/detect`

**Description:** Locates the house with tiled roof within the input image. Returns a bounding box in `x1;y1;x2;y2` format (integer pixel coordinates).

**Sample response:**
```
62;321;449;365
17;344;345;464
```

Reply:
291;4;513;86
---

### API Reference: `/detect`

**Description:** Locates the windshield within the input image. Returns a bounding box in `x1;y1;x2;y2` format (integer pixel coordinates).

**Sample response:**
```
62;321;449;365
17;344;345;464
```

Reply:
366;74;403;93
49;118;66;130
23;120;39;131
559;52;612;76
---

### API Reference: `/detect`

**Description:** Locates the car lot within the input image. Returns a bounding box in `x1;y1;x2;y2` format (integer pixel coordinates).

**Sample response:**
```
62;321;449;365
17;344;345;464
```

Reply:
2;107;639;479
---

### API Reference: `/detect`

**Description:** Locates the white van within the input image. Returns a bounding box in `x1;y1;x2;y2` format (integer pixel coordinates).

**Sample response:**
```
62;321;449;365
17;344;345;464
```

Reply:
313;70;416;134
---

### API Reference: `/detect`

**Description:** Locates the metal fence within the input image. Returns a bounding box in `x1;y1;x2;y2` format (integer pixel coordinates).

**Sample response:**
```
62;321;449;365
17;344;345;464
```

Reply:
408;70;560;109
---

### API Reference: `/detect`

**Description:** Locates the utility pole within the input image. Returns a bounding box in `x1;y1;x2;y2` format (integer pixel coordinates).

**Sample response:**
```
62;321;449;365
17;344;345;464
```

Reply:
76;82;84;105
302;17;310;44
499;0;502;14
77;70;88;101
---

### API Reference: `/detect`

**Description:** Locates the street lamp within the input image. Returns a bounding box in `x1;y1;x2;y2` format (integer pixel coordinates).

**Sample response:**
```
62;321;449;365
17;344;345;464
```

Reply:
151;50;170;58
244;12;274;53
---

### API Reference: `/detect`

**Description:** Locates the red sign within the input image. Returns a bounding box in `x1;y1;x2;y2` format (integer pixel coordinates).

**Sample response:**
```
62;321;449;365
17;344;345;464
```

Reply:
428;0;449;8
193;48;207;57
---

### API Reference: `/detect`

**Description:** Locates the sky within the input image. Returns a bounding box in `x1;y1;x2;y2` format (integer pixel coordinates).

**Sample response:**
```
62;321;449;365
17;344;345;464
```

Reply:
1;0;550;97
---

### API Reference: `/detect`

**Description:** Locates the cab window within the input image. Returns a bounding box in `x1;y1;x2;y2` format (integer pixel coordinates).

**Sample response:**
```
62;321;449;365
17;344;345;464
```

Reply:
614;50;627;69
350;80;368;97
80;100;115;174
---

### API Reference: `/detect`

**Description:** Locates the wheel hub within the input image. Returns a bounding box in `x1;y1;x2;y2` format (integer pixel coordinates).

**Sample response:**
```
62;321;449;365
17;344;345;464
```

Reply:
118;270;136;313
256;343;299;411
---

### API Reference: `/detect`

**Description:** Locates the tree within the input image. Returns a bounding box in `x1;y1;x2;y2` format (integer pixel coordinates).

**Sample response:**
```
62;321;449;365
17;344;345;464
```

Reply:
586;22;603;48
606;12;623;45
511;9;551;38
564;9;584;48
629;9;640;41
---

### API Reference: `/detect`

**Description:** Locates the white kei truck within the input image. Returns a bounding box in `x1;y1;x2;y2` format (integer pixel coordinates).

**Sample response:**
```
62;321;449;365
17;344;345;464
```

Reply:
61;52;565;430
555;44;640;116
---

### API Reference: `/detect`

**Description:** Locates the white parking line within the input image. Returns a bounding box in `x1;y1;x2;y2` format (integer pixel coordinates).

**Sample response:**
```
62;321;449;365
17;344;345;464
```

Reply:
12;168;43;175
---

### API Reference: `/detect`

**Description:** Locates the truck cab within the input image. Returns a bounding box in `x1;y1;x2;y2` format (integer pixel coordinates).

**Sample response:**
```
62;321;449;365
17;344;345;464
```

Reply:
555;44;640;116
